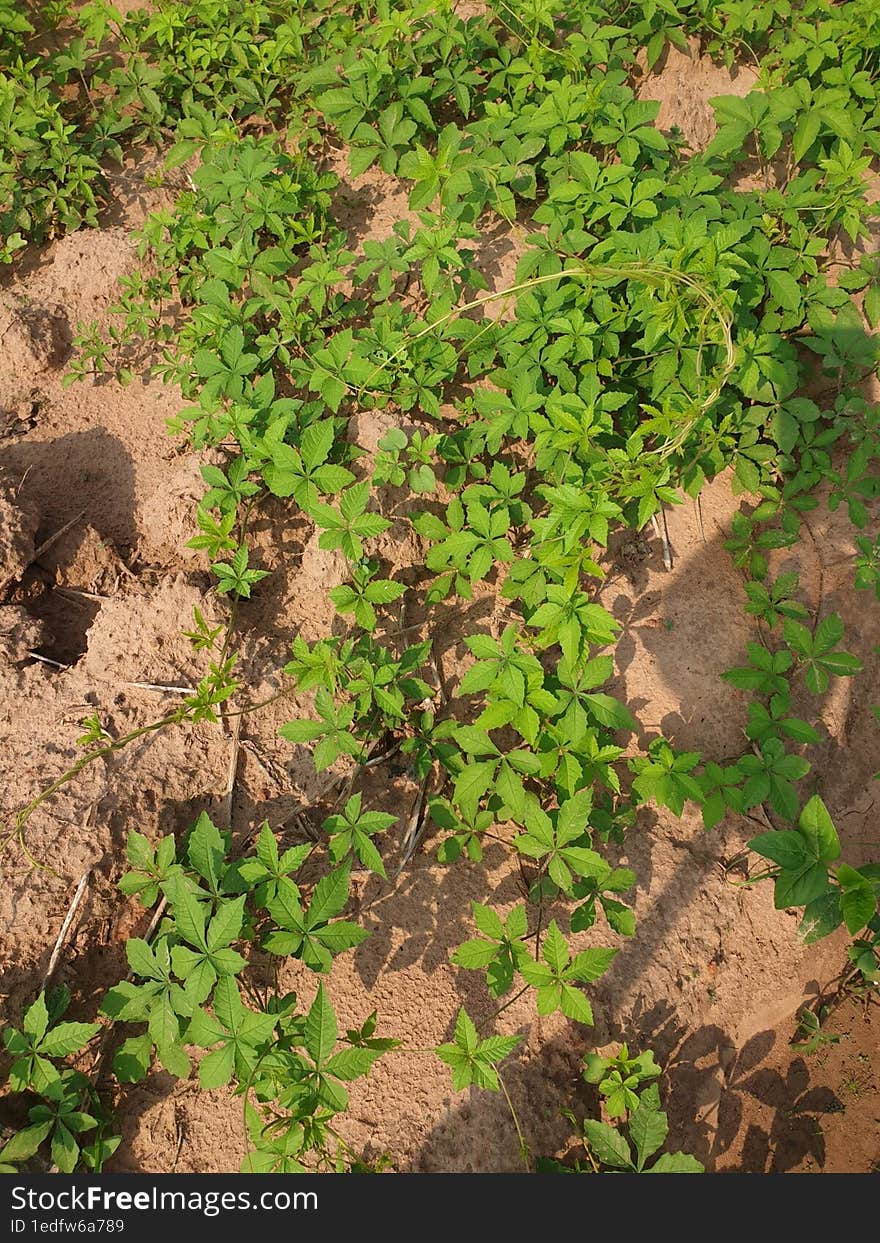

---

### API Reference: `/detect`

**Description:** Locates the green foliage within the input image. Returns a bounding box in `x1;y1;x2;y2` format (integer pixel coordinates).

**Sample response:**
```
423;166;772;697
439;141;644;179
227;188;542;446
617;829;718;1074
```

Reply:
629;739;703;817
790;1006;840;1056
2;990;99;1096
748;796;880;976
582;1085;703;1173
451;902;530;998
582;1044;661;1118
518;920;616;1025
322;792;396;877
435;1008;520;1092
102;815;391;1170
0;988;116;1173
16;0;880;1176
738;738;811;823
546;1047;703;1174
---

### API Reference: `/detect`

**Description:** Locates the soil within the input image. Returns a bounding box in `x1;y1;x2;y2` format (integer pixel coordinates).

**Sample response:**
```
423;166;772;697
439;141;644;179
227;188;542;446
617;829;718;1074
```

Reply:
0;37;878;1174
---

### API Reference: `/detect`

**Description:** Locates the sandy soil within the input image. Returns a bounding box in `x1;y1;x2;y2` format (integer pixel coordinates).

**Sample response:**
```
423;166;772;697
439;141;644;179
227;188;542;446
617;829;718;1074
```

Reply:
0;38;878;1173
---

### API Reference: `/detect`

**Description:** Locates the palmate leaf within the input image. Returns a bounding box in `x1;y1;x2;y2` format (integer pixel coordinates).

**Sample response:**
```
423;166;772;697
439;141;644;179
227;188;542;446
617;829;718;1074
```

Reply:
273;986;391;1115
3;992;101;1093
451;903;530;996
237;823;312;904
186;978;277;1090
436;1007;521;1092
264;868;369;971
783;613;862;694
749;795;842;910
518;920;616;1025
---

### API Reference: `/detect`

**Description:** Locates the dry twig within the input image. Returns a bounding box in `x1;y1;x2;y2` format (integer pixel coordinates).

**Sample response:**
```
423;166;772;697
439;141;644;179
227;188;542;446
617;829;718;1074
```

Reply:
43;869;92;987
651;507;674;571
29;511;86;567
394;772;431;878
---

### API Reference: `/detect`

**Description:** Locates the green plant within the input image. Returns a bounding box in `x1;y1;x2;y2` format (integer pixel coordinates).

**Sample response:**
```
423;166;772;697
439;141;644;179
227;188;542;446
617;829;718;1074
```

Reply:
581;1083;703;1173
541;1044;703;1174
791;1006;840;1056
7;0;880;1177
0;989;116;1173
582;1044;661;1117
104;815;393;1171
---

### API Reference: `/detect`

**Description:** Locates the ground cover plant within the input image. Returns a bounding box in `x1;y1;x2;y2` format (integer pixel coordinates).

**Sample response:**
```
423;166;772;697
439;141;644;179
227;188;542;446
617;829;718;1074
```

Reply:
1;0;879;1173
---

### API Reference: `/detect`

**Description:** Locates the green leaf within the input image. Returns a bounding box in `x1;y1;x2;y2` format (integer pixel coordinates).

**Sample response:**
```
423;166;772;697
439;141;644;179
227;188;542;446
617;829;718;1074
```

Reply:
560;984;594;1025
800;889;843;944
472;902;505;940
126;938;162;980
453;1006;478;1055
793;112;821;162
749;830;810;869
840;885;875;935
775;862;829;909
569;947;617;983
187;812;226;892
113;1034;153;1083
583;694;636;730
307;866;351;926
39;1022;101;1058
199;1042;236;1090
324;1046;383;1080
51;1123;81;1174
23;995;49;1043
207;895;246;951
164;877;208;949
798;796;840;863
542;921;569;973
0;1121;52;1163
768;271;801;312
647;1151;704;1172
453;762;496;816
305;983;337;1065
451;939;499;969
582;1119;633;1169
630;1104;668;1170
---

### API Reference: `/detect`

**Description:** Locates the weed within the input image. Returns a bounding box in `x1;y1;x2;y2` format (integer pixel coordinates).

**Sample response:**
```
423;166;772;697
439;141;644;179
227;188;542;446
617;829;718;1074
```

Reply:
3;0;880;1174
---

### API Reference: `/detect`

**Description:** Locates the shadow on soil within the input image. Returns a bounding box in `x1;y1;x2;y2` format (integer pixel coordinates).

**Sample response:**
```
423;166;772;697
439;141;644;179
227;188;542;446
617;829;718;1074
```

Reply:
409;1005;842;1173
1;427;137;660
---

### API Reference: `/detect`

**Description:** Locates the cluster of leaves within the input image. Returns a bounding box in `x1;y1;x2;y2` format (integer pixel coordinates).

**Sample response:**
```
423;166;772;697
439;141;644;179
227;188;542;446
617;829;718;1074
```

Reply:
540;1043;703;1173
750;796;879;982
452;901;617;1024
40;0;880;1168
1;816;395;1174
0;0;361;261
0;988;115;1173
106;814;394;1174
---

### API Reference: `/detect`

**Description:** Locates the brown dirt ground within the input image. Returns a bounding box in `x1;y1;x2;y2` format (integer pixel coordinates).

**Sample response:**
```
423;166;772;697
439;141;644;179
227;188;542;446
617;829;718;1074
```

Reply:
0;38;878;1173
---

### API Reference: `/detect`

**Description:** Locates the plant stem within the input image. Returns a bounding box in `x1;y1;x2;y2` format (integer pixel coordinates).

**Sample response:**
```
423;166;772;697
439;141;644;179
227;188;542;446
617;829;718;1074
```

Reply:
497;1069;530;1171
